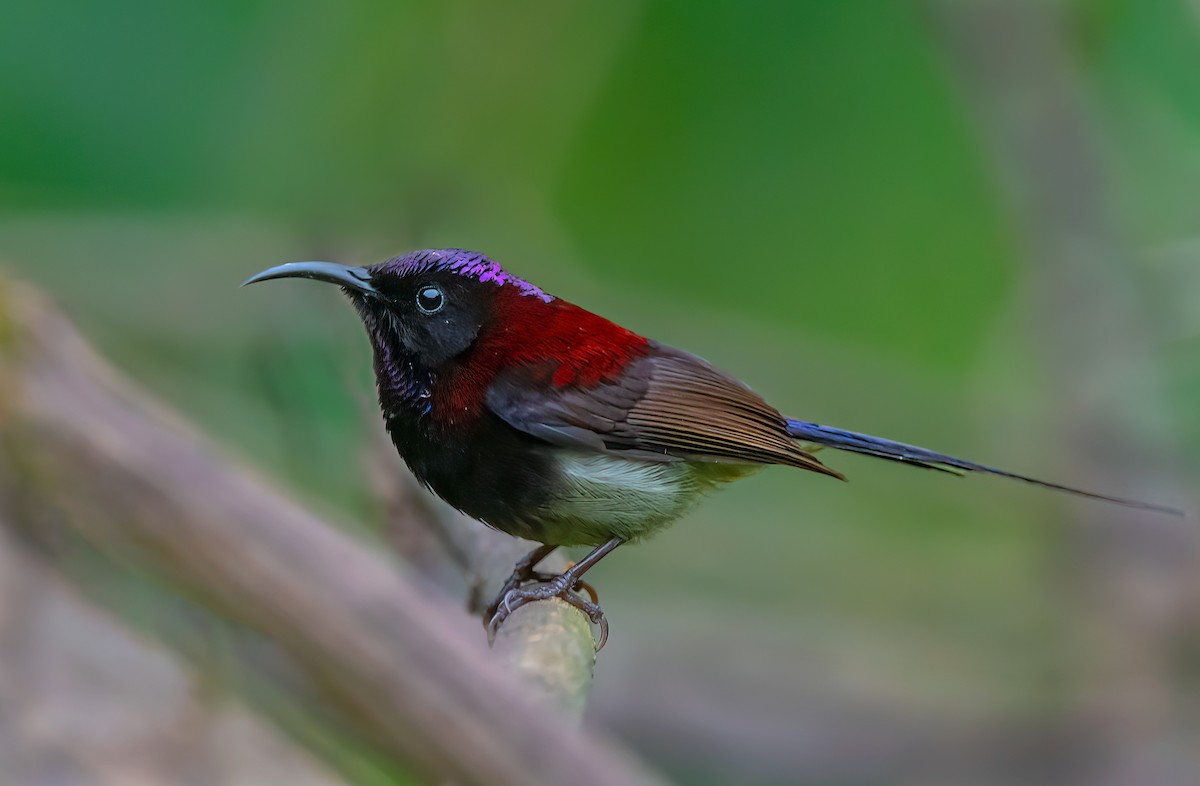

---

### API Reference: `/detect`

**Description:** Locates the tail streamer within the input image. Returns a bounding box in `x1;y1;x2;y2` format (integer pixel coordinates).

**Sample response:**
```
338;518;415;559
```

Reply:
785;420;1182;516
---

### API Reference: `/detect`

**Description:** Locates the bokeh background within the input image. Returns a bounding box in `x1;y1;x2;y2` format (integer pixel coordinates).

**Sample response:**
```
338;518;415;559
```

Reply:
2;2;1198;785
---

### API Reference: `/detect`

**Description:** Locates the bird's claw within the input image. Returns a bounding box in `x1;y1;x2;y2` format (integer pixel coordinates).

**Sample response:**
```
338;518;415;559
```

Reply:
485;577;609;651
482;546;555;624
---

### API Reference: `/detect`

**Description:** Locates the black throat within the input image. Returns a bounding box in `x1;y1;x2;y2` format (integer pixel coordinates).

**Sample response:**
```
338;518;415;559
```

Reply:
356;307;556;541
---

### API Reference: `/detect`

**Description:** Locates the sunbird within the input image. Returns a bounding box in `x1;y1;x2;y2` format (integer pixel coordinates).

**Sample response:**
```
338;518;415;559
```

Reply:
245;249;1180;648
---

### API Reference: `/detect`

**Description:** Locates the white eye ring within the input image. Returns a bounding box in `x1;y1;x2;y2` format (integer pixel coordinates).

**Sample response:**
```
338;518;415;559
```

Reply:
416;285;445;315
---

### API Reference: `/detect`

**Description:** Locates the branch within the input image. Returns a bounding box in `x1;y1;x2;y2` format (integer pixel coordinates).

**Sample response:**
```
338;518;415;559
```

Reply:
0;277;663;786
492;599;597;720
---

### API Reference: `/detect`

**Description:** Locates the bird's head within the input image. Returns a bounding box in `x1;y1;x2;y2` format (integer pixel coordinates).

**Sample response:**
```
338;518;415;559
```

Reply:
243;248;555;368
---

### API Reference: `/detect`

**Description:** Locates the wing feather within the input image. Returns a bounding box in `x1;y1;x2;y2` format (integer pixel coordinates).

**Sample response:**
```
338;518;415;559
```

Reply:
486;342;844;479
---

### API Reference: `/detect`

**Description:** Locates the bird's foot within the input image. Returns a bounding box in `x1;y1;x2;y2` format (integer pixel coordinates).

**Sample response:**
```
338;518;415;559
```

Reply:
486;572;609;651
482;544;557;624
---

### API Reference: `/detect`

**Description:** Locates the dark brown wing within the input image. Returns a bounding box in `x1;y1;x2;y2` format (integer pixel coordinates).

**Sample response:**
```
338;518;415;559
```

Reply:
485;342;844;479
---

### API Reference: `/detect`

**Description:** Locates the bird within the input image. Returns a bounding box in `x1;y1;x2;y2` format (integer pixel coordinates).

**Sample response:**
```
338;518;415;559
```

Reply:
244;248;1182;648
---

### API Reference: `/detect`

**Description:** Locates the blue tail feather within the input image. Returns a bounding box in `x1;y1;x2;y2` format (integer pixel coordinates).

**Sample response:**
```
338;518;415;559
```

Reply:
785;419;1182;516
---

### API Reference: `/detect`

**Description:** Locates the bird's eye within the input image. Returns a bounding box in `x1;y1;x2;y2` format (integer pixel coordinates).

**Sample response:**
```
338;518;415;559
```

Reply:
416;285;445;315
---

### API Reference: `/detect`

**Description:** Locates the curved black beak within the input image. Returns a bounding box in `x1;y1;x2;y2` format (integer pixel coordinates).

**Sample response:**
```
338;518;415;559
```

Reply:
241;261;378;296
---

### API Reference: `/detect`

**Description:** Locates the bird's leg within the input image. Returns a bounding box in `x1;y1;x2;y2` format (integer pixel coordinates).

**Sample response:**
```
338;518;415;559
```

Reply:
483;543;558;625
486;538;622;651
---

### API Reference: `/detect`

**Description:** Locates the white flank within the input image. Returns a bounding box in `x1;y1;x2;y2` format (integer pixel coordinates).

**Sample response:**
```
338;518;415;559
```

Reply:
554;453;698;527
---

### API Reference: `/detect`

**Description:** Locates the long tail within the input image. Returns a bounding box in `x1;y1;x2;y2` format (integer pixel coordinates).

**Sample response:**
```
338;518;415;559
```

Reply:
785;419;1182;516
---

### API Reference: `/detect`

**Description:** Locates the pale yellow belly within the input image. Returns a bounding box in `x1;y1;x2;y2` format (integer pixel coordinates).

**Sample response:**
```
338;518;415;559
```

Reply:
531;452;760;546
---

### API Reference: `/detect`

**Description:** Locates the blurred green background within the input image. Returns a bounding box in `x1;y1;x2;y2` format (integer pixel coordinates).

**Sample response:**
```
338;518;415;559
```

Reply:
2;1;1198;784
